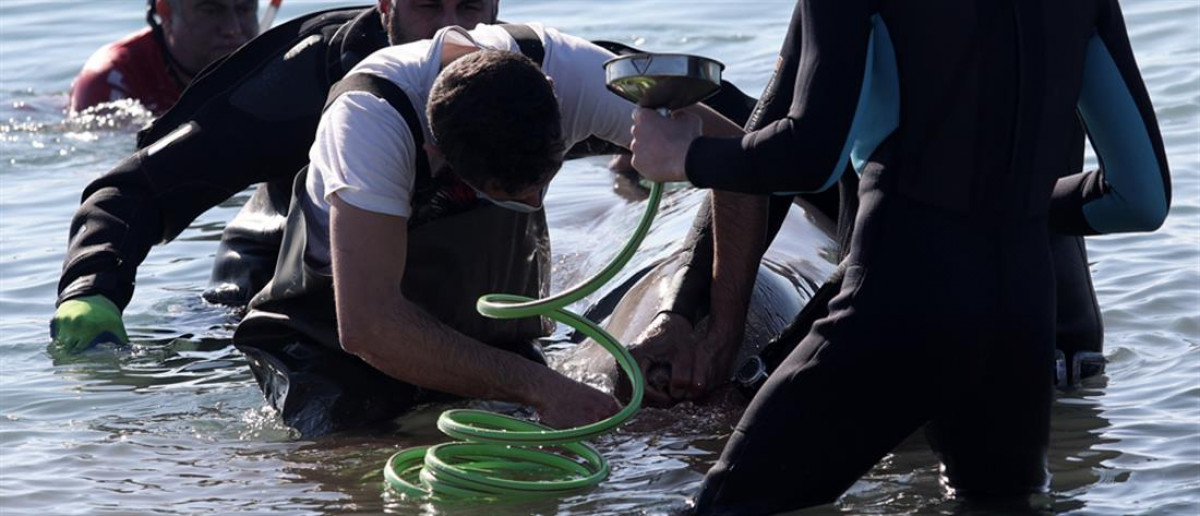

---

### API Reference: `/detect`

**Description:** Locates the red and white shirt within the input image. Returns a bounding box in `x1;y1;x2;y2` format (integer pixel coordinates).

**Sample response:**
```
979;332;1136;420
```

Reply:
70;28;182;115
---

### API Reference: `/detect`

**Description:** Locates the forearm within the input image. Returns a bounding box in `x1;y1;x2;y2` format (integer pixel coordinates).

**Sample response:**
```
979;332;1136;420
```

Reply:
331;196;564;408
657;196;714;322
650;105;747;321
688;103;744;137
1048;169;1108;235
708;190;768;339
341;294;556;407
59;158;165;309
58;124;269;307
688;104;768;334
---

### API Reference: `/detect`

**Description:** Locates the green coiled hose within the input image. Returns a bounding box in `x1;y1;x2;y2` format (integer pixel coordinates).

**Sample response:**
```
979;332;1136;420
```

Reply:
383;181;664;501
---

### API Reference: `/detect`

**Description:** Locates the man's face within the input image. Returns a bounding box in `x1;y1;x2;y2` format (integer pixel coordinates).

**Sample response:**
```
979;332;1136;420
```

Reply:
468;175;555;213
162;0;258;76
380;0;500;45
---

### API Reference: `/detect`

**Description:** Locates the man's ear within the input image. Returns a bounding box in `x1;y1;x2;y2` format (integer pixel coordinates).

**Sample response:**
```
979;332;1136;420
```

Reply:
423;143;444;161
156;0;173;25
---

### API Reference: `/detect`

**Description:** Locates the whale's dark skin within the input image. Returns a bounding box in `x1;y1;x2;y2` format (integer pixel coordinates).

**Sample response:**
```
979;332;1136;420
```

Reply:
557;195;838;406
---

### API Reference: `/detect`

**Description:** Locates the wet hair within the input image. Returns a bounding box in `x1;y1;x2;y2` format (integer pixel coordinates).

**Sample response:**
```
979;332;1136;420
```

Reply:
427;50;565;195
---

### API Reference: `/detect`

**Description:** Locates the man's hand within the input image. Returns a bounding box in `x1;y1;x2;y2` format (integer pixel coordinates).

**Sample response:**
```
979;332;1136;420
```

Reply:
627;312;744;406
666;319;741;402
49;295;129;354
625;312;695;407
630;107;702;183
534;378;622;429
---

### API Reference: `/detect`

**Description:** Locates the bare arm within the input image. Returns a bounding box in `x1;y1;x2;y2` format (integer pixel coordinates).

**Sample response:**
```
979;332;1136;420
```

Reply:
690;103;768;343
674;105;769;398
707;193;768;346
330;194;618;426
628;103;769;401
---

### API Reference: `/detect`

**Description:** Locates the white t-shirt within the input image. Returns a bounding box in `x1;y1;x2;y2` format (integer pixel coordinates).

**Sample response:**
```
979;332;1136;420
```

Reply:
306;23;636;259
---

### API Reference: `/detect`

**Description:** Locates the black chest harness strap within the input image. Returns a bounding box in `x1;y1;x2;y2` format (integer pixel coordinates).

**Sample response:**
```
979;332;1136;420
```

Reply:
501;23;545;65
324;73;433;192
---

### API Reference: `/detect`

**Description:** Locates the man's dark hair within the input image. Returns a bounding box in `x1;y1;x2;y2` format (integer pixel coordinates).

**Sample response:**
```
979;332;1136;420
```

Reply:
428;50;565;195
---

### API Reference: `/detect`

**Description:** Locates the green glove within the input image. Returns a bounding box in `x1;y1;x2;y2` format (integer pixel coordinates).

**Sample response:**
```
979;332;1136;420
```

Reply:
50;295;129;353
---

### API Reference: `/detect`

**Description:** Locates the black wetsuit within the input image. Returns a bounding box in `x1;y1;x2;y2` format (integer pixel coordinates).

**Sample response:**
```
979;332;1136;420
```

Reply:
668;28;1107;391
59;6;380;311
683;1;1170;513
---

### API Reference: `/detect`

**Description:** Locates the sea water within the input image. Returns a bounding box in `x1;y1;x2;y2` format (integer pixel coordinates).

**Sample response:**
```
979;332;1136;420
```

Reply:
1;1;1197;514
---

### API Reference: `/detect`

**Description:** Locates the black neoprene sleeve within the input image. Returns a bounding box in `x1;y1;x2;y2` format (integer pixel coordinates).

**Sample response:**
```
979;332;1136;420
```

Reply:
1049;0;1171;235
684;1;873;195
57;8;367;309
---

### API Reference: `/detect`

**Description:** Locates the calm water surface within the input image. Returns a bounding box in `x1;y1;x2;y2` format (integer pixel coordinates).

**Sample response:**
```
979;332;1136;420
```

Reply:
1;1;1198;514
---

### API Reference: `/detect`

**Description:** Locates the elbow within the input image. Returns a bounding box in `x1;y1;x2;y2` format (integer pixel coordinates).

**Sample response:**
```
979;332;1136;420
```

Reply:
1086;172;1171;233
337;323;373;358
1097;197;1169;233
336;296;413;359
1125;184;1170;232
335;305;385;358
1130;201;1168;232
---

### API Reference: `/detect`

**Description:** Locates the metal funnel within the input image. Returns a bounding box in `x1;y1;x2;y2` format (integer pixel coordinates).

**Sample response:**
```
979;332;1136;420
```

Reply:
604;53;725;110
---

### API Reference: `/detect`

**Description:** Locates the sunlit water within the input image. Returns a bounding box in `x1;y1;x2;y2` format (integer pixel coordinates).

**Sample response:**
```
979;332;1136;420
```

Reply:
1;1;1197;514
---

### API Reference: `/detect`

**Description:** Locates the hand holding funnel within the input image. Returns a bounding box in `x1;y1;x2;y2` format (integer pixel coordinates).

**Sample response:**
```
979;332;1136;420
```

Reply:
606;52;724;183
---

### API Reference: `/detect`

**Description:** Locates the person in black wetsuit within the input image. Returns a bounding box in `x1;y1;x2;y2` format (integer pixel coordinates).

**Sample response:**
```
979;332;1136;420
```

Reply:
50;2;500;353
629;0;1170;513
631;27;1108;403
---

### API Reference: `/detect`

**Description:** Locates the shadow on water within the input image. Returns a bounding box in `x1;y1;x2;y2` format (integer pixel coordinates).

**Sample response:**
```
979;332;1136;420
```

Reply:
793;375;1119;516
